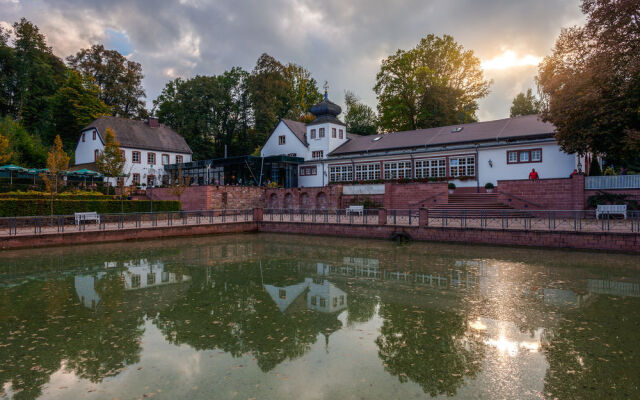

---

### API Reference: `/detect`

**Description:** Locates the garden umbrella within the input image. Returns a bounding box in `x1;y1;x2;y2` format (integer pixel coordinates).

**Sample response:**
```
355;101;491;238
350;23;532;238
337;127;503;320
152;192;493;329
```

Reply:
0;164;27;185
69;169;103;186
27;168;49;185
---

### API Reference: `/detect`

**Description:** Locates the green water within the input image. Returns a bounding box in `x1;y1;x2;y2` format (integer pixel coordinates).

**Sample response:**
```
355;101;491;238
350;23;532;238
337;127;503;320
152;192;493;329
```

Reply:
0;234;639;400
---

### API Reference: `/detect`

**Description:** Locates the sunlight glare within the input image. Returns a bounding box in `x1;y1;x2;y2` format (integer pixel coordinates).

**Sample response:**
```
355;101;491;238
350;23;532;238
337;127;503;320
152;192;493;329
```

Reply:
481;50;542;70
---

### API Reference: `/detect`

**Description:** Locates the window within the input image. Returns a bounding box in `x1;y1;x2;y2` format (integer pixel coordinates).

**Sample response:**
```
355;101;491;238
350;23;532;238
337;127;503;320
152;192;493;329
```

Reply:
310;129;316;139
319;297;327;308
132;173;141;185
147;273;156;285
176;155;183;163
300;166;317;176
340;295;345;305
507;149;542;164
94;149;100;161
147;175;155;186
319;128;325;138
278;135;286;145
92;131;96;140
82;133;86;142
312;150;324;159
329;165;353;182
132;151;141;163
310;296;317;306
384;161;412;180
354;163;380;181
147;152;156;165
162;154;169;165
288;153;297;157
332;128;337;138
279;289;286;299
333;297;338;307
449;156;475;177
415;158;446;179
131;274;141;288
339;129;343;139
120;150;126;161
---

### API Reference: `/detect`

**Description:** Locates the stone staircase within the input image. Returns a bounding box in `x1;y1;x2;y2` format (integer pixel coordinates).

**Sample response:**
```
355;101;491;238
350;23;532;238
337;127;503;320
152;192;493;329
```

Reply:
429;192;516;215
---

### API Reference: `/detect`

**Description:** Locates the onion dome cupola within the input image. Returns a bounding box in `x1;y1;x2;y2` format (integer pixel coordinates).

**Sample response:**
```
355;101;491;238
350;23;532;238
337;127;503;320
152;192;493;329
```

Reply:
308;87;345;126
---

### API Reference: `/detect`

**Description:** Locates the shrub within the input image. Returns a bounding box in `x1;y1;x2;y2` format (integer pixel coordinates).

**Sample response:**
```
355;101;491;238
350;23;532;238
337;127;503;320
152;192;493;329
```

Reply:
0;199;181;217
0;190;114;200
448;183;456;190
484;182;495;189
587;192;639;210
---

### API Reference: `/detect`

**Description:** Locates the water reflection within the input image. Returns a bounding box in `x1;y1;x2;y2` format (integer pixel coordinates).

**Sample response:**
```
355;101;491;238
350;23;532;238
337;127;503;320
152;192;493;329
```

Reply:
0;234;638;399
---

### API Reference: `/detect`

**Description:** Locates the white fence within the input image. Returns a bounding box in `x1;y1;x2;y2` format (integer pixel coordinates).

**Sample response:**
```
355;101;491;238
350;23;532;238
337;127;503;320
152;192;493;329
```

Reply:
585;175;640;190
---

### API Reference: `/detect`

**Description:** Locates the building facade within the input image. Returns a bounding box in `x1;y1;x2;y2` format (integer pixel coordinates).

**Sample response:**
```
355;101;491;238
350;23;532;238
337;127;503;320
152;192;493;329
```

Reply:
75;116;192;187
260;93;578;188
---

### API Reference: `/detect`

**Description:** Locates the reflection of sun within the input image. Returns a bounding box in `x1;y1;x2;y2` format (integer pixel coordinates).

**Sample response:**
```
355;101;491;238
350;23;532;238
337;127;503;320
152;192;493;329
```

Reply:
481;50;542;70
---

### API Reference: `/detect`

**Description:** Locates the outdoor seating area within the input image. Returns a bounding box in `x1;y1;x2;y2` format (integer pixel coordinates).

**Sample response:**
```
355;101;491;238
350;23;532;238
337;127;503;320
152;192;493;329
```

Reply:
0;164;105;191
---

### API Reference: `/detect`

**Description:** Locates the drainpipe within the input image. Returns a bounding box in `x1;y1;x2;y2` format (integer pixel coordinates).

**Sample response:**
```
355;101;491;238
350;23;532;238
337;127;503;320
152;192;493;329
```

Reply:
475;145;480;193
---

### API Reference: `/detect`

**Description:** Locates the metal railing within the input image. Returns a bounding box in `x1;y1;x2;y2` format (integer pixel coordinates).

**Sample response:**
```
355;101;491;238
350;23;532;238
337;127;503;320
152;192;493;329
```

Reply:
585;175;640;189
264;208;382;225
0;209;254;237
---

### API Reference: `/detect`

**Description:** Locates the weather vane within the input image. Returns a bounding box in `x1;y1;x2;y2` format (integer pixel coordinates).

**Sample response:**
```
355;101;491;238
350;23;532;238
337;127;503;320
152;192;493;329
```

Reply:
323;81;329;99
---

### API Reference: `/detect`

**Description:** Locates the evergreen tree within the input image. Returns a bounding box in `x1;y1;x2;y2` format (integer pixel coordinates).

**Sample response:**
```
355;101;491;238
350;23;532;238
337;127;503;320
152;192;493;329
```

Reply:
510;88;542;117
344;91;378;135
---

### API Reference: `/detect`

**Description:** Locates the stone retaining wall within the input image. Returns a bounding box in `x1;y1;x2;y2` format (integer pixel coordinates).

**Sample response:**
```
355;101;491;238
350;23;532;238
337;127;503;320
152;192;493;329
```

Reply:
497;175;585;209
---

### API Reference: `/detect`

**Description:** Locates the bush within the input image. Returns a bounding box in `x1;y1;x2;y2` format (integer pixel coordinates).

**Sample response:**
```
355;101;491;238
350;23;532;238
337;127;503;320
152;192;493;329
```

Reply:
0;199;181;217
484;182;495;189
0;190;114;200
587;192;639;210
448;183;456;190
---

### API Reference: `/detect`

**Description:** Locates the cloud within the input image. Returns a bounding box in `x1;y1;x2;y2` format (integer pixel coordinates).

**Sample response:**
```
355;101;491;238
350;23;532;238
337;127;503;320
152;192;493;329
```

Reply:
2;0;585;120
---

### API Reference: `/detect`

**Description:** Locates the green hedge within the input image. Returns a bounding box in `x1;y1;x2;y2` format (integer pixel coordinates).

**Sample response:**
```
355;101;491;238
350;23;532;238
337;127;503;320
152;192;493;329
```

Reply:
0;199;181;217
0;191;115;200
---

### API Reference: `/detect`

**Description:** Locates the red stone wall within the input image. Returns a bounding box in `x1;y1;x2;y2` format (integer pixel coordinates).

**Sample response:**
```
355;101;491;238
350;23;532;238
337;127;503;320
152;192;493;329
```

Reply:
341;182;448;209
497;175;585;210
151;186;212;210
151;186;264;210
265;186;343;209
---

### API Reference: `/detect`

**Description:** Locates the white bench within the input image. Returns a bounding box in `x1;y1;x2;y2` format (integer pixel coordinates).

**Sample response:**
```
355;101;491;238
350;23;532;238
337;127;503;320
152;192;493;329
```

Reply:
596;204;627;219
346;205;364;216
75;212;101;225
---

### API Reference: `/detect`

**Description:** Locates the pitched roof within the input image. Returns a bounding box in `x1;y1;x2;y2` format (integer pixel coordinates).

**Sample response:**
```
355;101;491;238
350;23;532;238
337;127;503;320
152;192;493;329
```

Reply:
83;116;193;154
330;114;556;156
281;119;308;146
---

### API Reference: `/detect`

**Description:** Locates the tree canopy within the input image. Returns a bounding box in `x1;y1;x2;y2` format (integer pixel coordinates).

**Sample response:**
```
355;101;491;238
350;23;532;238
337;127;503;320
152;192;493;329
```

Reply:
374;34;491;132
510;88;542;117
537;0;640;166
344;91;378;135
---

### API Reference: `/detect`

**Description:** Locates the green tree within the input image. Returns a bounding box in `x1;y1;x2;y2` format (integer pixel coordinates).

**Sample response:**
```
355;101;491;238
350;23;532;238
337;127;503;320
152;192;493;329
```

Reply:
510;88;542;117
344;91;378;135
0;132;11;163
374;34;491;132
95;128;125;195
41;135;69;215
0;116;47;167
67;44;147;119
537;0;640;166
283;63;323;120
47;70;111;153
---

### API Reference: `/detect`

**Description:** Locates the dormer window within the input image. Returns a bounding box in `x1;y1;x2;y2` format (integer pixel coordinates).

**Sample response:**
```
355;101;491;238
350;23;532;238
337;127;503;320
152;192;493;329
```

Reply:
278;135;286;145
339;129;343;139
312;150;324;159
310;129;316;139
319;128;325;138
332;128;336;138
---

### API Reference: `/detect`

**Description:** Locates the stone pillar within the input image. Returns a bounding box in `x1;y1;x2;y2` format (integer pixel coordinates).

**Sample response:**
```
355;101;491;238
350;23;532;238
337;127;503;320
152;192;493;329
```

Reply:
378;208;387;225
419;208;428;227
253;208;263;222
572;174;585;210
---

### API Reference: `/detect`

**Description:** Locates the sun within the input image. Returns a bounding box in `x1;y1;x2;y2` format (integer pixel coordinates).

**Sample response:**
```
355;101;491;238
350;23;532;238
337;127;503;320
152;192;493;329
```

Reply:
481;50;542;70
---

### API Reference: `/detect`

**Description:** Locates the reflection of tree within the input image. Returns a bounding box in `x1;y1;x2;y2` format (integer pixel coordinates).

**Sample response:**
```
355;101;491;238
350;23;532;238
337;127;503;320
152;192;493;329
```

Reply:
346;292;377;326
153;267;343;372
0;273;148;399
375;303;484;397
543;296;640;398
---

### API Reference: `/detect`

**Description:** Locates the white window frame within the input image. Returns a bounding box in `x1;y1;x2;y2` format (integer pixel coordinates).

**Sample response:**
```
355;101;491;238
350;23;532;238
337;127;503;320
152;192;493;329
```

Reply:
329;165;353;182
319;128;325;138
278;135;286;145
354;163;381;181
531;149;542;162
414;158;446;179
310;129;316;139
383;160;412;180
312;150;324;159
449;156;475;178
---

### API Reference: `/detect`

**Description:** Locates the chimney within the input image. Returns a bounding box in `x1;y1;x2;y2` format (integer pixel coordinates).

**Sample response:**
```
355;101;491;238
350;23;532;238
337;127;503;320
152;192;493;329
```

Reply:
147;117;160;128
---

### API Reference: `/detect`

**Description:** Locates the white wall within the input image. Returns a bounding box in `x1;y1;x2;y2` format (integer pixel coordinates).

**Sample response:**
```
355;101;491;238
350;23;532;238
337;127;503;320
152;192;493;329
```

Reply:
298;162;326;187
74;128;104;164
261;121;308;159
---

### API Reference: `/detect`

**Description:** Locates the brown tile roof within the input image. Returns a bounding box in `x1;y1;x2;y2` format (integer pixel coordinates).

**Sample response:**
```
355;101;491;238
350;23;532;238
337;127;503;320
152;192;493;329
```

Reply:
330;114;555;156
83;116;193;154
281;119;308;146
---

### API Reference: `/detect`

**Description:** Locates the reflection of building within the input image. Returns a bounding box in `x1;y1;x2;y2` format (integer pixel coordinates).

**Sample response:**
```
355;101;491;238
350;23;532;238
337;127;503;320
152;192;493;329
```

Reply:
587;279;640;297
263;278;348;313
74;259;191;309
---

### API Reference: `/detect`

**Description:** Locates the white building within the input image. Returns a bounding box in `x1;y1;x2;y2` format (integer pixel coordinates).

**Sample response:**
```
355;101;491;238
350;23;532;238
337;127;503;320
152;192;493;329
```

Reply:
74;116;193;187
261;93;579;188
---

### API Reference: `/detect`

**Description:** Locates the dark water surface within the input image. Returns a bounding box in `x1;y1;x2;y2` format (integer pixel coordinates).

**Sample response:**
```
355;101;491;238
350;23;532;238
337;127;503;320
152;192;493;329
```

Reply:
0;234;639;399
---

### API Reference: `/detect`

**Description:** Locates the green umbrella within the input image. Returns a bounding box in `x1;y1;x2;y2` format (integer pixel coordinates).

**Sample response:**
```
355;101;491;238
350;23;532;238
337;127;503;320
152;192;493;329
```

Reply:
0;164;27;185
69;169;104;187
27;168;49;184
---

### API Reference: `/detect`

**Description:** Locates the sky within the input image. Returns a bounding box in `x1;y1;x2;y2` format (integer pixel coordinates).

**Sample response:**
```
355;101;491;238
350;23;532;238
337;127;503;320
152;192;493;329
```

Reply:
0;0;586;121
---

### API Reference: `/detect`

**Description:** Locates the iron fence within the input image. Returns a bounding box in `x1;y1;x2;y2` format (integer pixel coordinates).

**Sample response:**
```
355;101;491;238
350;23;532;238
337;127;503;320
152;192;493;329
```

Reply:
264;208;381;225
0;209;254;237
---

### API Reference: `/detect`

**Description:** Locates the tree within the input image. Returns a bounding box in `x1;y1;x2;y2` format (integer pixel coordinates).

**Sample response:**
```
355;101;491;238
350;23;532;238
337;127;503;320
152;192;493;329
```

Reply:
0;116;48;167
0;132;11;163
510;88;542;117
537;0;640;166
67;44;146;119
47;70;111;153
41;135;69;215
374;34;491;132
169;165;191;208
344;91;378;135
95;128;125;195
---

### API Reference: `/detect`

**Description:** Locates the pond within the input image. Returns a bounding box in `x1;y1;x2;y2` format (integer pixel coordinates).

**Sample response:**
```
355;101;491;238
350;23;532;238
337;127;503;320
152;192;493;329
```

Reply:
0;233;639;399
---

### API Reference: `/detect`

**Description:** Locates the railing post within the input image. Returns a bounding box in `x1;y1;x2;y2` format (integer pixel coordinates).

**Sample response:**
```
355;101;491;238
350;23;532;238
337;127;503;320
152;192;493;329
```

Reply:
253;208;263;222
378;208;387;226
419;208;428;227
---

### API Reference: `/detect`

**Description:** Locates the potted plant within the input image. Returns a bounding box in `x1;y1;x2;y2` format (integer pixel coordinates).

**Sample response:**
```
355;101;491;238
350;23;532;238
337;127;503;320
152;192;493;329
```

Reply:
448;182;456;194
484;182;495;193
